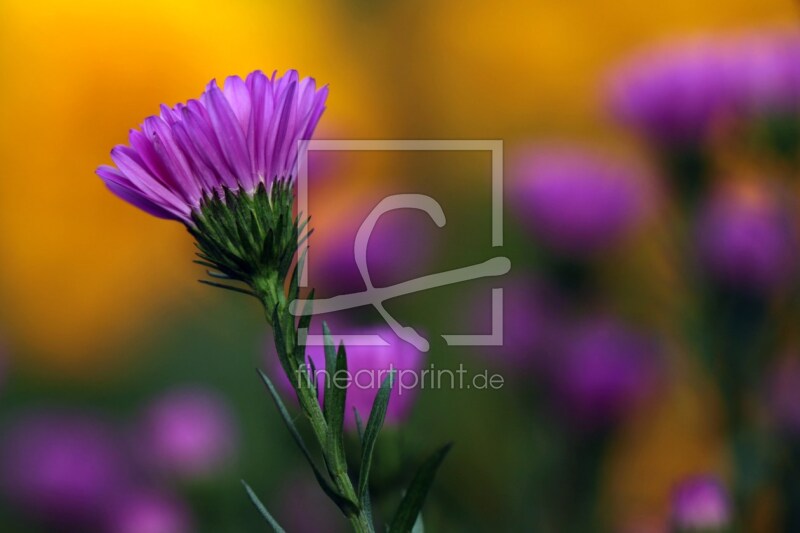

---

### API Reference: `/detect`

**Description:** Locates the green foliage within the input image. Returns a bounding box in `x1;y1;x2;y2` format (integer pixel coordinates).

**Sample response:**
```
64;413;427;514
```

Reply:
241;480;286;533
192;191;451;532
388;443;453;533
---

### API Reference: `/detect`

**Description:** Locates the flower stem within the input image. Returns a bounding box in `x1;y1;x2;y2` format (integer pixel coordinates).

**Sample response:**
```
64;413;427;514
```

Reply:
256;273;374;533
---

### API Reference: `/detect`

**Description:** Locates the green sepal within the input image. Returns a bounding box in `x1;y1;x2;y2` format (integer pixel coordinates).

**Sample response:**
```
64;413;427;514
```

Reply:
190;180;305;294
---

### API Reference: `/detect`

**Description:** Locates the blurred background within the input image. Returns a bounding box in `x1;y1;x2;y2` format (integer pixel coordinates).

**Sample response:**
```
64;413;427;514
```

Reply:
2;0;800;531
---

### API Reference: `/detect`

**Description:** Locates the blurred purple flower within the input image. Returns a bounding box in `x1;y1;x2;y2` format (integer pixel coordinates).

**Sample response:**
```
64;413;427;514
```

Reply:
465;277;563;376
551;316;660;428
97;70;328;224
0;412;128;528
106;490;192;533
696;184;796;293
138;387;238;480
729;31;800;116
765;356;800;436
268;322;426;429
606;38;735;146
671;475;731;531
310;206;439;297
512;146;649;256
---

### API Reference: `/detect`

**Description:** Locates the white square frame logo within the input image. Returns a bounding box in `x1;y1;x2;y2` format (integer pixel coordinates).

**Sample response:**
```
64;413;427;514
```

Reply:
296;140;506;349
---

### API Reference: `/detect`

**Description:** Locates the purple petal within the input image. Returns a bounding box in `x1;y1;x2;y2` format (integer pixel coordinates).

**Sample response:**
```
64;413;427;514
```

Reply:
223;75;252;133
181;101;239;190
245;71;274;180
97;166;185;221
110;146;190;215
145;117;201;206
270;80;297;180
204;81;253;190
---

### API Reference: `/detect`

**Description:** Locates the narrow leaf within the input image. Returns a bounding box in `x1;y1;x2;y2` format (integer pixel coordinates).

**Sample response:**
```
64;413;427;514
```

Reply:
241;480;286;532
297;288;315;333
357;371;394;501
321;323;339;422
323;342;349;477
256;369;358;514
388;443;453;533
353;408;365;445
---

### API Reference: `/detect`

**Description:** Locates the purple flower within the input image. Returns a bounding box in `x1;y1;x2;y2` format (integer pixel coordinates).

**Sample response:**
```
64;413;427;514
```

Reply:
729;31;800;115
465;277;563;375
551;316;660;428
269;322;426;429
0;412;128;528
106;490;192;533
765;356;800;436
311;206;439;296
606;38;736;146
512;146;649;256
671;475;731;531
137;387;238;480
696;184;796;292
97;70;328;224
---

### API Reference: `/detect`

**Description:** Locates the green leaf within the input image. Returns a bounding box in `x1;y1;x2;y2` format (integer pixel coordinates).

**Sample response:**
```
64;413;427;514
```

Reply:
353;408;365;445
297;289;315;333
256;369;358;515
388;443;453;533
307;355;319;400
357;371;394;501
321;322;338;423
241;480;286;532
327;343;348;435
353;404;372;526
322;334;349;495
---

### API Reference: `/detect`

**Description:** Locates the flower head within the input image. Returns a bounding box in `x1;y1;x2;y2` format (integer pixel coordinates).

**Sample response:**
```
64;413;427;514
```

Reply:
97;70;328;289
512;146;649;257
606;38;735;146
0;412;128;527
671;475;731;531
137;387;238;480
97;70;327;224
729;31;800;116
551;316;660;428
465;277;563;375
696;183;796;293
